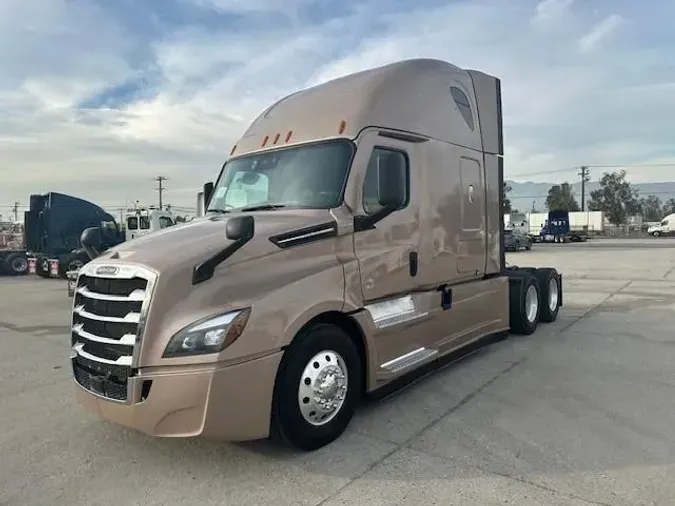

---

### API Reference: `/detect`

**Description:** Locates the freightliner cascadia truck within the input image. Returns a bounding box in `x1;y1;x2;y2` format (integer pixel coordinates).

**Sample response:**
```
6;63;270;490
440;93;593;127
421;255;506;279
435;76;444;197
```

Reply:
70;59;563;451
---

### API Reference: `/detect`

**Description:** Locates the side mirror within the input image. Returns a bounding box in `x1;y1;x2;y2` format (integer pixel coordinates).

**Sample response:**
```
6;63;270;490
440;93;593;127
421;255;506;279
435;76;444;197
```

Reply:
226;215;255;241
203;182;214;207
81;227;102;260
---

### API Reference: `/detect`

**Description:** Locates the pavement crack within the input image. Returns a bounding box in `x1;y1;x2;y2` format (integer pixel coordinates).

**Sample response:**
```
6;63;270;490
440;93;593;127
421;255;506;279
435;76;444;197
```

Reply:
313;359;526;506
312;445;400;506
663;264;675;279
484;469;614;506
560;280;632;334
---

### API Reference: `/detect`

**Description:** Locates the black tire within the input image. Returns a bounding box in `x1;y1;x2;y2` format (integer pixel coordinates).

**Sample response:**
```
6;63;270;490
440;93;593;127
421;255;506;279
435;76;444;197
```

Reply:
653;231;660;237
58;254;87;278
534;268;560;323
4;253;29;275
271;323;362;451
35;258;50;278
508;273;540;335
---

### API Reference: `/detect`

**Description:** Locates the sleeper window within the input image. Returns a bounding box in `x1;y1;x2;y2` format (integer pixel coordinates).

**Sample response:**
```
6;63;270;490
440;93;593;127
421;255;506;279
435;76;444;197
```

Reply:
450;86;475;131
362;148;409;214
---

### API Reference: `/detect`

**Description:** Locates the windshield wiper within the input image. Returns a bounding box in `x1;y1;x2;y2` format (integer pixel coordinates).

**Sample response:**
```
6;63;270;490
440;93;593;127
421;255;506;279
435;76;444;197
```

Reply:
238;203;288;212
207;208;230;214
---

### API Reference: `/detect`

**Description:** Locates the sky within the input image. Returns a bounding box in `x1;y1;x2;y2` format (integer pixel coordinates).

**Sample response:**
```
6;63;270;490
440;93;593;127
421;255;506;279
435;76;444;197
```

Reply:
1;0;675;219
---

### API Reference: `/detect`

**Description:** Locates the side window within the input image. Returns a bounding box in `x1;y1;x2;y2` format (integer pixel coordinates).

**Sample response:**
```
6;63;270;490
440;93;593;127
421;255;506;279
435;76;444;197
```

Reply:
127;216;138;230
139;216;150;230
450;86;475;131
159;216;174;229
362;148;409;214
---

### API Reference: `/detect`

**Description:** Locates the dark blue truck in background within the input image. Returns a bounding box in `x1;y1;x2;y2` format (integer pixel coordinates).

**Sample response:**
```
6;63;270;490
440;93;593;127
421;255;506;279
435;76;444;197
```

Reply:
0;192;124;277
534;210;588;243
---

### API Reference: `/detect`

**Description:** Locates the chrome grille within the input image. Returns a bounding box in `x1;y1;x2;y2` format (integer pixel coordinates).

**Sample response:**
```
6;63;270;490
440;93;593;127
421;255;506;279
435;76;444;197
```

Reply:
70;263;156;403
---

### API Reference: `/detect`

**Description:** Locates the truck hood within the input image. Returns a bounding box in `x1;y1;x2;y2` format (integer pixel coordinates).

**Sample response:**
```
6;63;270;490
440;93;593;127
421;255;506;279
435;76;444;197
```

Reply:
95;210;337;273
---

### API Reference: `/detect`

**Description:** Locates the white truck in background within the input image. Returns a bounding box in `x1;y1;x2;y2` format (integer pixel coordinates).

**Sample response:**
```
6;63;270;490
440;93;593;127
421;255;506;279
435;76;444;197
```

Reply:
504;212;529;235
647;213;675;237
124;208;176;241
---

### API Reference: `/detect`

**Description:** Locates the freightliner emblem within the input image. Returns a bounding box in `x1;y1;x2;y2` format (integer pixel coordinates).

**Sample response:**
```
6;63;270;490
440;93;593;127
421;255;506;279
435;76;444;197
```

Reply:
95;265;119;276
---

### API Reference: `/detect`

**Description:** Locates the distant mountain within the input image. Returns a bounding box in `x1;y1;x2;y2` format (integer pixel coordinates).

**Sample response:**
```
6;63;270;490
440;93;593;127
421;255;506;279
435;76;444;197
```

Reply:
506;180;675;213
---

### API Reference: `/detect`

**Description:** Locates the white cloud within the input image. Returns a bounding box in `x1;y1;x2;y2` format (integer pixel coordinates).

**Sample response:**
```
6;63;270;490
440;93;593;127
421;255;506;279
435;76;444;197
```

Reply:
1;0;674;216
578;14;624;53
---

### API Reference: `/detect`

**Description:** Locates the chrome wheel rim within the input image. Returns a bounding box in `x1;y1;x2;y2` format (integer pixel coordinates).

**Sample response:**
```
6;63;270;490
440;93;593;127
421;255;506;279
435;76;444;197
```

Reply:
525;285;539;323
548;278;559;313
298;350;348;426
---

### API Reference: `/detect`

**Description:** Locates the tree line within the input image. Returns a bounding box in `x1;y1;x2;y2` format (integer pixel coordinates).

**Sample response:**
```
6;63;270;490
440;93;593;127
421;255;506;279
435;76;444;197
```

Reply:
503;170;675;225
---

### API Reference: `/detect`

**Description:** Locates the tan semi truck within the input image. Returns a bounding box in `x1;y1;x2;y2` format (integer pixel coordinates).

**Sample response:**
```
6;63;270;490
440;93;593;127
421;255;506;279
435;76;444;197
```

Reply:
71;58;563;451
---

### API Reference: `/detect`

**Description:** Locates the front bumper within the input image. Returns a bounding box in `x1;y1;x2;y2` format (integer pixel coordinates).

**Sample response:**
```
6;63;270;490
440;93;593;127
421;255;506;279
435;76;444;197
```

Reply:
74;351;284;441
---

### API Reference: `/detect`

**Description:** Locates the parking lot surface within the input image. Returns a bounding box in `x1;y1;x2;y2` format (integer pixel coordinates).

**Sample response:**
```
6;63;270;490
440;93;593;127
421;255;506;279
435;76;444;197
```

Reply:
2;238;675;505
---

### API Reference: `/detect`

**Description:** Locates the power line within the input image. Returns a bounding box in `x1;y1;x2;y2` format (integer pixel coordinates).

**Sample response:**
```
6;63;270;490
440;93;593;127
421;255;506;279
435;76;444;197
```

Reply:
509;163;675;178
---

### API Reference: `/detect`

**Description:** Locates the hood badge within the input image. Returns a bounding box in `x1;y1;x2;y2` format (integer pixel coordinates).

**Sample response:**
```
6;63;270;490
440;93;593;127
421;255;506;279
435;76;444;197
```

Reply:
95;265;119;276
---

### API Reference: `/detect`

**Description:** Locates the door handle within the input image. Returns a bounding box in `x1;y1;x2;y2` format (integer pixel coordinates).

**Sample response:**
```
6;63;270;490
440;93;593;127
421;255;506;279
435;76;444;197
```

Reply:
409;251;418;277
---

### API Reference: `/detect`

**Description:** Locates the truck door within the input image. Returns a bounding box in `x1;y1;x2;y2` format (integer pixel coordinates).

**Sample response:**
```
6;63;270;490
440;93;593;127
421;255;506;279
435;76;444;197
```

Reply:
456;156;486;275
350;131;435;375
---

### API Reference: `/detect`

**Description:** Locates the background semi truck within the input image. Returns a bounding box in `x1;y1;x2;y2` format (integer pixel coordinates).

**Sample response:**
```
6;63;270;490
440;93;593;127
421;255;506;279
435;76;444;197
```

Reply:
70;58;563;452
535;210;587;243
0;192;125;277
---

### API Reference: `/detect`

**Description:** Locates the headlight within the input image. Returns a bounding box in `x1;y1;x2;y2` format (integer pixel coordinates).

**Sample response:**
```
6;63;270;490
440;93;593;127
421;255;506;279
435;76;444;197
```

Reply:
163;308;251;358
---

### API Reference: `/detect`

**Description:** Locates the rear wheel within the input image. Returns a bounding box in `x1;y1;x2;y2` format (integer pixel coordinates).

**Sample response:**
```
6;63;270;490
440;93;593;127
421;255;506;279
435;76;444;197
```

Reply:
508;273;540;335
271;323;362;451
4;253;28;275
534;268;560;323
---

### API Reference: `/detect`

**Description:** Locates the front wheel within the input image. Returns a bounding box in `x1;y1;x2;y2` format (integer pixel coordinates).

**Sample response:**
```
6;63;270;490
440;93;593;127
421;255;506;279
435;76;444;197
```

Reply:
271;323;362;451
653;231;660;237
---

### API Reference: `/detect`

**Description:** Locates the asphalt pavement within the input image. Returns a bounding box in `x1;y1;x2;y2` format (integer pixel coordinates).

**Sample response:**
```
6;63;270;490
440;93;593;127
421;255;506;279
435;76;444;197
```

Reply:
2;240;675;505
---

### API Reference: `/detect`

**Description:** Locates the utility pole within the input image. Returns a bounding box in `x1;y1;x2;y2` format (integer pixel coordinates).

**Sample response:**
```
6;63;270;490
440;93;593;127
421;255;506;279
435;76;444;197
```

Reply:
578;166;590;211
154;176;168;210
12;201;19;222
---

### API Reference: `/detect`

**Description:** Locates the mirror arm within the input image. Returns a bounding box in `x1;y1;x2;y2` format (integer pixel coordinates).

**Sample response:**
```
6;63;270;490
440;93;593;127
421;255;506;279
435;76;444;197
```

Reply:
192;215;255;285
353;204;396;232
192;240;248;285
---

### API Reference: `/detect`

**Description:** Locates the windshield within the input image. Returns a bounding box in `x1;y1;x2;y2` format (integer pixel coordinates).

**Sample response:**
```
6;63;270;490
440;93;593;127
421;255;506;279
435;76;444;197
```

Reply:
207;140;353;212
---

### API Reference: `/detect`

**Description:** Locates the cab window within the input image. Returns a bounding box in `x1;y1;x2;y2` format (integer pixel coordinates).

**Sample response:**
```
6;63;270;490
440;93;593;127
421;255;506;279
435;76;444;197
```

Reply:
127;217;138;230
224;171;270;209
159;216;174;229
362;148;409;214
139;216;150;230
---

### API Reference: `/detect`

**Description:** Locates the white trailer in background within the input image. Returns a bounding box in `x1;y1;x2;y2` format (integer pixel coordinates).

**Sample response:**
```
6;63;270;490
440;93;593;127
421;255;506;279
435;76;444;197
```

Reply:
504;211;605;236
